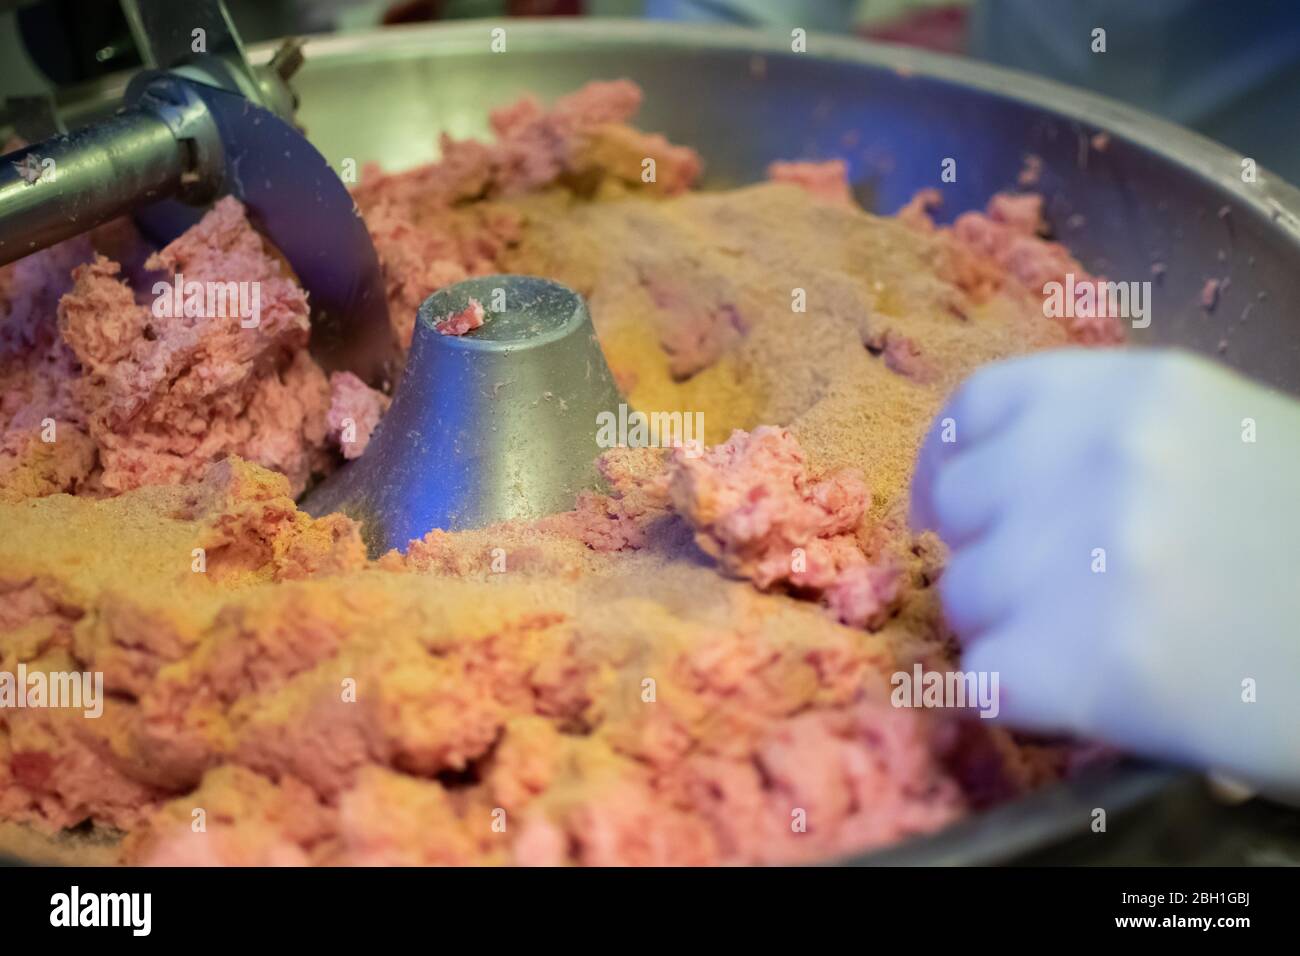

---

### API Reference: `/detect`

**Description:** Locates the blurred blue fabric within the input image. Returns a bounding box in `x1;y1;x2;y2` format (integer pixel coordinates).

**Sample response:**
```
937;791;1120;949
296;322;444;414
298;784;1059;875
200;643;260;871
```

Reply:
645;0;1300;184
970;0;1300;184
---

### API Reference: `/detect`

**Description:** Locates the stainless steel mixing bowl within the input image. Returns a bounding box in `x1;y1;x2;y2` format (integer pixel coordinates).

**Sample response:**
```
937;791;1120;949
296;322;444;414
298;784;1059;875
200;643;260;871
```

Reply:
15;18;1300;866
275;19;1300;387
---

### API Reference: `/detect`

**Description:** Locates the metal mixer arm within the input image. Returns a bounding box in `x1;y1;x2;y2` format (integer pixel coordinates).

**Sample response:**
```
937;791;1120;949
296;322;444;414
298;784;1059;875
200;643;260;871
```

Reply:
0;0;394;385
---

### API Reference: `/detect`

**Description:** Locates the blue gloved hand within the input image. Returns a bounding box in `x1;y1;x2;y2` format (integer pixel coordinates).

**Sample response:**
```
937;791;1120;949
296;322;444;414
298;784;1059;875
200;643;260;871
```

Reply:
911;348;1300;800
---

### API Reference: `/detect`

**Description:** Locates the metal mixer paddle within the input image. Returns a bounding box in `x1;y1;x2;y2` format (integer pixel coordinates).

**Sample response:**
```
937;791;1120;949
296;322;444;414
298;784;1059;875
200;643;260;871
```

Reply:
0;0;395;384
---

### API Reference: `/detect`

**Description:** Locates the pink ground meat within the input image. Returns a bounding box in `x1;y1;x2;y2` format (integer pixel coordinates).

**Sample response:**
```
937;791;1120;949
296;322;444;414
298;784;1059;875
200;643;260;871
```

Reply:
354;80;702;348
767;159;855;206
1201;277;1223;311
56;198;331;494
865;328;934;383
435;298;486;336
636;267;748;380
0;196;398;498
327;371;390;460
541;426;903;630
901;188;1126;345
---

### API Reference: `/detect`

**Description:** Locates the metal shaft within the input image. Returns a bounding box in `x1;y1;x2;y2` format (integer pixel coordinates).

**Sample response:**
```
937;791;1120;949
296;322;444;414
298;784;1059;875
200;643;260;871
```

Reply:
0;109;184;264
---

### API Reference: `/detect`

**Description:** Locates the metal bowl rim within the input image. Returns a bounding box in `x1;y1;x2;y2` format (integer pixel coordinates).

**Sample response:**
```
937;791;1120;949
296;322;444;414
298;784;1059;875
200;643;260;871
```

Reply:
250;18;1300;233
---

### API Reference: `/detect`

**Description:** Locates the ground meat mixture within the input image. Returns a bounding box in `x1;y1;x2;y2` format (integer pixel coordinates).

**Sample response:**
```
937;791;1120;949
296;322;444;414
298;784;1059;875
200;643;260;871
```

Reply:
435;299;487;337
327;372;390;460
0;199;388;499
0;79;1119;866
767;159;855;206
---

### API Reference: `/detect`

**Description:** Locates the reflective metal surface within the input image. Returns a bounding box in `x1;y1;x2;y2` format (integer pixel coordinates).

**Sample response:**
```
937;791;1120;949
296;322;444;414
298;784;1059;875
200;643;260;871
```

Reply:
0;107;184;261
143;77;397;384
267;20;1300;393
122;0;301;121
302;275;623;555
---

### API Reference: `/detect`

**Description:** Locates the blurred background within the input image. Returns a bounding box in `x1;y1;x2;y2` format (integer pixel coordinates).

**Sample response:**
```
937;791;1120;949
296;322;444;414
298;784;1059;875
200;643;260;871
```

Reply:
3;0;1299;182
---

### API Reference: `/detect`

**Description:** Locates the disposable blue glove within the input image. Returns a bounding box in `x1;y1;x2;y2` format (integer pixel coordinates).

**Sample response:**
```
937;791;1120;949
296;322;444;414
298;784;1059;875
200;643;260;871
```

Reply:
911;348;1300;800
